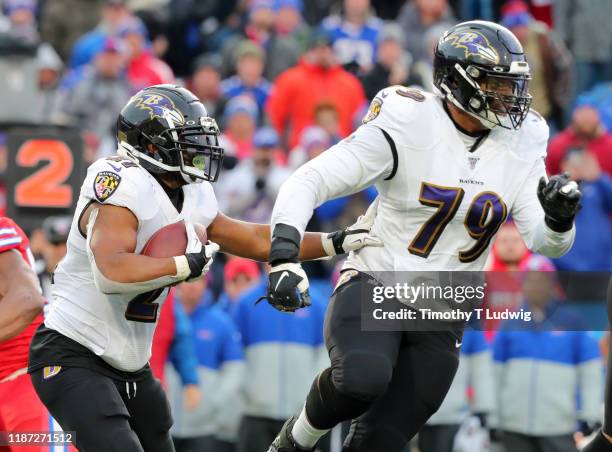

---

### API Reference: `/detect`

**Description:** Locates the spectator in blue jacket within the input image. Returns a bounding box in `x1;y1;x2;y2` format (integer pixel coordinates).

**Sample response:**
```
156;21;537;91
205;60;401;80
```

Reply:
554;149;612;271
232;271;328;452
167;278;245;452
150;293;200;413
491;257;603;452
69;0;133;69
322;0;382;72
220;40;272;120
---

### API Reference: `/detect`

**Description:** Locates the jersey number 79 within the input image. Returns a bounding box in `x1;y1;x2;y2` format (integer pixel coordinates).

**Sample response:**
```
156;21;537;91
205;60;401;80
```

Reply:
408;182;507;263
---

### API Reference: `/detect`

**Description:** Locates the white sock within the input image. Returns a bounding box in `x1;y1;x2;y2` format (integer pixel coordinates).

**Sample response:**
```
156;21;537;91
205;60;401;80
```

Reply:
291;406;330;449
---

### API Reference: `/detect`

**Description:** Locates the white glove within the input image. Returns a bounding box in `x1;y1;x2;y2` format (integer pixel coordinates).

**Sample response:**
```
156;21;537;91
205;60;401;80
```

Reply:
321;197;384;256
174;222;219;281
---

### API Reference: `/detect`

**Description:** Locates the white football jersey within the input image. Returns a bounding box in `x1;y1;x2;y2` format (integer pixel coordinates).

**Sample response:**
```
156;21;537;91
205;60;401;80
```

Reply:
271;87;574;271
45;156;218;372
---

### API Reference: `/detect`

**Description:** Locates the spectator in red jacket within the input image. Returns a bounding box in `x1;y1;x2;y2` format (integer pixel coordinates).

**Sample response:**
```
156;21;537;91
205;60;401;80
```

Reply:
119;17;174;91
266;30;366;149
217;257;261;316
547;105;612;176
483;221;531;340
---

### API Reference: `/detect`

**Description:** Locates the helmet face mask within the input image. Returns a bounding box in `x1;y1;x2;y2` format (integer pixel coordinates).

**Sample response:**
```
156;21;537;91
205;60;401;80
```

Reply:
434;21;533;130
147;118;224;184
117;85;225;184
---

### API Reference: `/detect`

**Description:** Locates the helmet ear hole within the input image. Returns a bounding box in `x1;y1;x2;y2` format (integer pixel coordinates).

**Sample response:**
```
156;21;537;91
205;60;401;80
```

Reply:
446;71;459;90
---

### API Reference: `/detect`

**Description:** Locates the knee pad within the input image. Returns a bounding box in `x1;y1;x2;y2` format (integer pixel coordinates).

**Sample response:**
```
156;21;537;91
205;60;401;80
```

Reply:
332;351;393;402
306;367;378;430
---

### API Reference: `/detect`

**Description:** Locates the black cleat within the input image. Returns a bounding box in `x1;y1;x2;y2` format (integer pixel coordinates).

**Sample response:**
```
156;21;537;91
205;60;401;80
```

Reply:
267;417;315;452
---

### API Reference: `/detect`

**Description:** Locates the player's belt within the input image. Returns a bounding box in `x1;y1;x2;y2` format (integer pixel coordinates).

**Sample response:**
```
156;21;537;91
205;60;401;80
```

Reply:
0;367;27;383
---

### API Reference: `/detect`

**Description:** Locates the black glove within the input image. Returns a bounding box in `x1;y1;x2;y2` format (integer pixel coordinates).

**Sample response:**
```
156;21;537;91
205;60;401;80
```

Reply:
537;173;581;232
263;262;311;312
257;224;311;312
183;242;218;280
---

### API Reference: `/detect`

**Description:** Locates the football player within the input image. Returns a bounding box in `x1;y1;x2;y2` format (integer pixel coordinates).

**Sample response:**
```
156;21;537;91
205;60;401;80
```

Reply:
0;217;54;452
27;85;380;452
262;21;581;452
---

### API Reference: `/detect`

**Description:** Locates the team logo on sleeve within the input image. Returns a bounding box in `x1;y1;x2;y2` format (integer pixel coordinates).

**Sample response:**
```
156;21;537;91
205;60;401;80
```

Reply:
94;171;121;202
362;98;383;124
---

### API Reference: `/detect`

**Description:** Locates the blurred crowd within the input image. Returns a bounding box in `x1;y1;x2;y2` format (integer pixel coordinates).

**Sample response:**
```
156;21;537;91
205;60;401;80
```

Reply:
2;0;612;451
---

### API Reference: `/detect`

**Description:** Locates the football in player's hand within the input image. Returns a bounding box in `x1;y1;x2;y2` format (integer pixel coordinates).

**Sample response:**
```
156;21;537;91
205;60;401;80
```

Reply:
141;221;207;257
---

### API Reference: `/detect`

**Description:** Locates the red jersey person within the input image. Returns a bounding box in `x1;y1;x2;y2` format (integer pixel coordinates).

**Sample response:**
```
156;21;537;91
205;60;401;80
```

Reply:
0;217;49;452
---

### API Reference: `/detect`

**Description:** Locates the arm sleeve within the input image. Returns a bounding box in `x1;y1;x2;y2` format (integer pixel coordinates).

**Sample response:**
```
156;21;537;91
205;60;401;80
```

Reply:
271;124;394;238
168;301;199;386
0;219;25;254
511;157;575;258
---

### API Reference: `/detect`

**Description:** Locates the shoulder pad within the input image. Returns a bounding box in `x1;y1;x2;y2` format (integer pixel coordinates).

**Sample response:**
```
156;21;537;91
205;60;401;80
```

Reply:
84;158;158;220
91;156;142;173
523;109;550;145
507;109;550;161
362;86;431;129
0;217;27;254
0;216;19;231
0;216;24;242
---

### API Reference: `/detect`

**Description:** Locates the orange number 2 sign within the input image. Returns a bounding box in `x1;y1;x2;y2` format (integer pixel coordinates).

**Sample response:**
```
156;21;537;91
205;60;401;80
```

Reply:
14;139;74;208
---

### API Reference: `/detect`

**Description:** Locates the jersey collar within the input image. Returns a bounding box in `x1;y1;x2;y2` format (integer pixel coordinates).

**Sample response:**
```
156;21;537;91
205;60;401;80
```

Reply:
442;100;490;153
